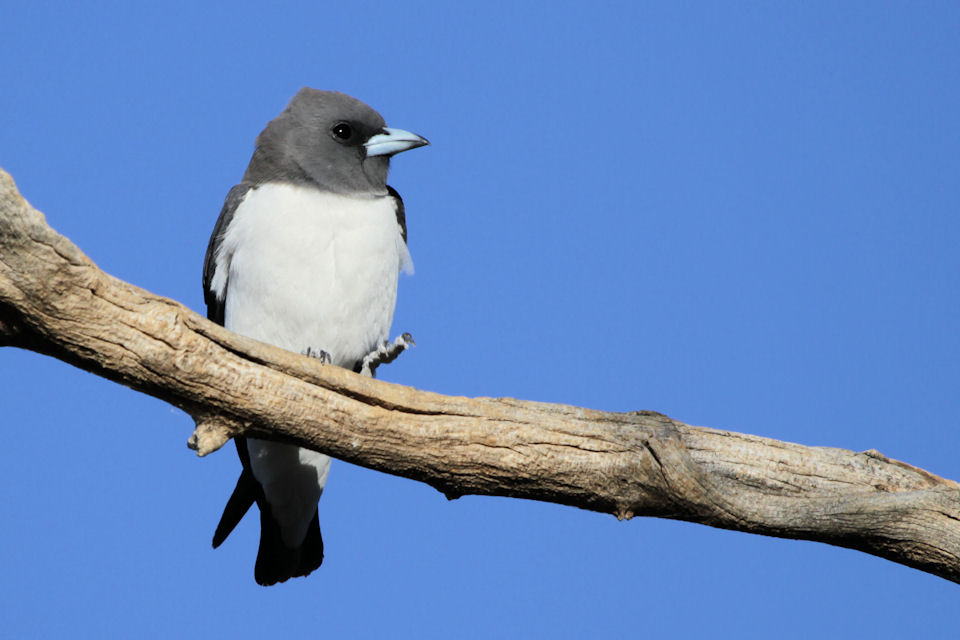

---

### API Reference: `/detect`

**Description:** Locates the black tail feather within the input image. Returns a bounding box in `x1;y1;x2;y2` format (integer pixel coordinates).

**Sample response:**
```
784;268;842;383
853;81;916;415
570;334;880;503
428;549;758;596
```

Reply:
294;510;325;578
254;507;324;586
212;438;325;586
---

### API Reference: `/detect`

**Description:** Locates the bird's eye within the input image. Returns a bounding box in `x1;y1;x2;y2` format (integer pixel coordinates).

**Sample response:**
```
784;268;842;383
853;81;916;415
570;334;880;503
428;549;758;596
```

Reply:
331;122;353;141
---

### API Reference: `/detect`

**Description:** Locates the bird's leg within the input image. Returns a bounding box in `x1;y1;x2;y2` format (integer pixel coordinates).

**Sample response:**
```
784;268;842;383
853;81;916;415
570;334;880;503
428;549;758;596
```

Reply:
303;347;332;364
360;332;415;377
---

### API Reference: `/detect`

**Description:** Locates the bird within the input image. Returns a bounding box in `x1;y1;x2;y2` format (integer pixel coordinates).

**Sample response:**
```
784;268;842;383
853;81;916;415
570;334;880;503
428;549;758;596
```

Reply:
202;88;428;585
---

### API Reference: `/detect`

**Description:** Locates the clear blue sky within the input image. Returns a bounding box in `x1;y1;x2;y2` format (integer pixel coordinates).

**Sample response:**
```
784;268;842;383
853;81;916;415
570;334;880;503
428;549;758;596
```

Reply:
2;2;958;638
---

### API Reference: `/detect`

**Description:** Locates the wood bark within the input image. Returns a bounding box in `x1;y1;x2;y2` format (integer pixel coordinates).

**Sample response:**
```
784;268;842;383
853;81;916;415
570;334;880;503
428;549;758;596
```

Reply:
1;166;958;584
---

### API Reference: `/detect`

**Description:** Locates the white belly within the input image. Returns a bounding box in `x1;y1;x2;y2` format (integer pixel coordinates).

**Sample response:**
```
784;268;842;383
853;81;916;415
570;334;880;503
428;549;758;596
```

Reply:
216;182;411;367
211;181;412;545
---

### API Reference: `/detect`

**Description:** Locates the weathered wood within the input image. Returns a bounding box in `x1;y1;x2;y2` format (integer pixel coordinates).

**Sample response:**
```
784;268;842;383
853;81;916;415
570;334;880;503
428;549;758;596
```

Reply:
1;166;958;583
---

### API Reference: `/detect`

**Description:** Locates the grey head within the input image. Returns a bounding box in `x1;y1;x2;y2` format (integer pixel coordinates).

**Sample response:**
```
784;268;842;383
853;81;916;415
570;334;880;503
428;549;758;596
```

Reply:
242;88;428;195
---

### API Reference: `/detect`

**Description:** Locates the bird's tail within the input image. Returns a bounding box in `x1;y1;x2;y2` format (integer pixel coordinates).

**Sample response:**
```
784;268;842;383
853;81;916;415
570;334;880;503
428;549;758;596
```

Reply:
212;438;324;586
254;507;324;586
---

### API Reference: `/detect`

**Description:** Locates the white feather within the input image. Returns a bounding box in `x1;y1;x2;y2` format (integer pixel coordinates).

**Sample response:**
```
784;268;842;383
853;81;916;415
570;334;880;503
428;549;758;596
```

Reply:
211;182;411;545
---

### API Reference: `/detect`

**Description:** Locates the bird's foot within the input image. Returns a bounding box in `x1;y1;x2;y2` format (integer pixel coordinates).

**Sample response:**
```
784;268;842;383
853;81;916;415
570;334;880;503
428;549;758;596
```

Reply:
360;332;415;377
303;347;332;364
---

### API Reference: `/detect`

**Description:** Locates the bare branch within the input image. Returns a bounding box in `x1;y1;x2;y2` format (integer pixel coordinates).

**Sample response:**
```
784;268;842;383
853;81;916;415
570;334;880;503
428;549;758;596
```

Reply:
1;166;958;583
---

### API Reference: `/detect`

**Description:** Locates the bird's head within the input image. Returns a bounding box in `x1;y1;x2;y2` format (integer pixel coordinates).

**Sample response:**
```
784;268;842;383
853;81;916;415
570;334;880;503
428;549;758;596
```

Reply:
246;88;428;195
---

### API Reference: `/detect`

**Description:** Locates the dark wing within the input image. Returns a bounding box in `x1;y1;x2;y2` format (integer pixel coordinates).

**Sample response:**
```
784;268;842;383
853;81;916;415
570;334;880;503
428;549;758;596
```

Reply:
204;181;325;582
203;182;255;325
205;183;261;550
212;438;258;548
387;185;407;243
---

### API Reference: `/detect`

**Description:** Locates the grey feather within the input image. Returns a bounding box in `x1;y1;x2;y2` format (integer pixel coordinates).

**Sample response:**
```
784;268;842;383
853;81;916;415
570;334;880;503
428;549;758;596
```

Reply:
202;182;254;325
243;88;391;195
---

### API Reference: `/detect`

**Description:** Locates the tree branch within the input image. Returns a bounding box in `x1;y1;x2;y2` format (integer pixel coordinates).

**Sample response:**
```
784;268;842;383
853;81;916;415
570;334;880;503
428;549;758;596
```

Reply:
1;166;958;583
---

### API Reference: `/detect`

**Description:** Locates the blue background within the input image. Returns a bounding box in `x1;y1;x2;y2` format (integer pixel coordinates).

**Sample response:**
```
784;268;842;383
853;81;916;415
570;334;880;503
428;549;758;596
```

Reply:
1;2;958;637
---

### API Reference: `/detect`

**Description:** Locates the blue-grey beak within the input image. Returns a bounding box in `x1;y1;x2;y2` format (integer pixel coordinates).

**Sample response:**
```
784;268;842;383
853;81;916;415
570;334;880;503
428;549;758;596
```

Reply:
364;127;430;157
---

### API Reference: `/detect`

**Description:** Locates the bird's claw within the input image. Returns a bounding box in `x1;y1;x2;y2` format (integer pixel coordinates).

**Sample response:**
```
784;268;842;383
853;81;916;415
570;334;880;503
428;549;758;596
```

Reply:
360;332;415;377
303;347;332;364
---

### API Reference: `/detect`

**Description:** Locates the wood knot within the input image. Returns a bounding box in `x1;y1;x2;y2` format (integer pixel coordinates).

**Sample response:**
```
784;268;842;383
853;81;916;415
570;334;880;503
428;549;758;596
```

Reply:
187;415;240;457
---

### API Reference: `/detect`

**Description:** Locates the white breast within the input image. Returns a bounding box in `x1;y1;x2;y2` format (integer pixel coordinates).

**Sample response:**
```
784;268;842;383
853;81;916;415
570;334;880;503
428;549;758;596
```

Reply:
210;182;412;544
212;182;412;367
